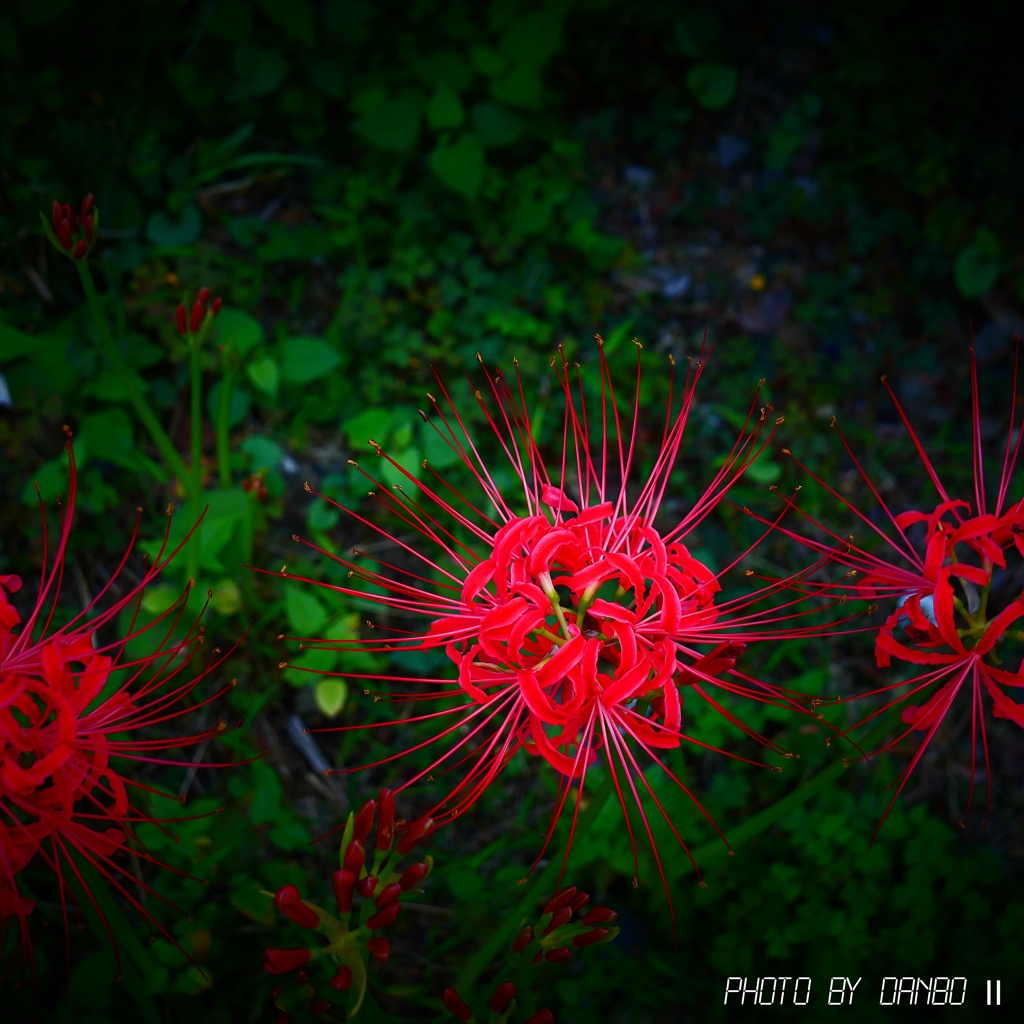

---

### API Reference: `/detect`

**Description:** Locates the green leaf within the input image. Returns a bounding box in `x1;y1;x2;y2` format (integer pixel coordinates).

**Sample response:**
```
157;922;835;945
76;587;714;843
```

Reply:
352;99;420;152
255;0;315;47
215;307;264;354
469;45;507;78
247;356;280;395
315;678;348;718
471;102;523;147
428;82;465;129
310;57;345;99
206;382;251;427
241;435;284;470
430;134;485;200
343;406;393;449
279;337;342;384
78;409;137;469
743;456;782;485
0;322;41;362
210;578;242;616
231;42;290;100
686;62;739;109
675;10;719;58
500;10;564;68
954;227;1001;298
286;587;328;635
283;648;337;686
146;204;202;246
490;65;543;110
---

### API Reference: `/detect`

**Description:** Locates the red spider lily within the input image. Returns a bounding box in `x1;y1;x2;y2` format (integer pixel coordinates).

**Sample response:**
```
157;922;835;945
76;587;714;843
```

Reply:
42;196;98;262
766;343;1024;828
275;344;839;915
1;441;240;971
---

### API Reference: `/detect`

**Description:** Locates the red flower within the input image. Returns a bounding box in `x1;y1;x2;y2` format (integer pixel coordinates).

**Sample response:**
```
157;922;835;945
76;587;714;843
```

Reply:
776;344;1024;826
1;442;237;962
282;345;824;912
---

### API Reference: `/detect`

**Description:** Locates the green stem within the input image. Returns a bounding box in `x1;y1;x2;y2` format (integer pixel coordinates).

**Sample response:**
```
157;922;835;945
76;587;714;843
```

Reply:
217;365;234;489
452;771;616;1000
76;261;190;487
186;340;204;582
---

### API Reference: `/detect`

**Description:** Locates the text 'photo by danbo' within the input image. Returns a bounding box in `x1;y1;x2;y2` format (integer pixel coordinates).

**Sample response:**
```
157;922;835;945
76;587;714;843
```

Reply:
2;1;1023;1021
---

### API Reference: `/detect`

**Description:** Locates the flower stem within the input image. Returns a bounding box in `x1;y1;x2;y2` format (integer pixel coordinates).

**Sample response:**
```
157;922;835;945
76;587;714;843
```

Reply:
187;338;204;581
217;363;234;489
76;261;189;487
452;770;616;1000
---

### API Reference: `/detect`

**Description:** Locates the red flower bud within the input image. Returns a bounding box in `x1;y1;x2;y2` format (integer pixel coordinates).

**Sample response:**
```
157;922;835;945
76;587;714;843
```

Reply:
490;981;516;1013
274;884;320;929
270;986;282;1000
580;907;617;925
398;861;429;891
442;988;473;1021
396;815;435;856
353;799;376;842
571;928;609;947
542;907;571;935
211;296;222;315
367;937;389;963
189;300;204;333
263;947;312;975
568;892;589;914
81;193;95;218
542;886;576;914
523;1011;554;1024
544;947;571;964
197;286;210;306
83;215;93;243
295;969;309;985
330;964;353;991
343;839;365;874
72;240;87;261
357;874;378;898
176;303;187;335
275;1014;291;1024
57;218;71;250
332;868;356;915
64;204;77;233
366;901;401;930
377;789;395;850
52;201;62;234
310;1000;330;1015
511;926;534;953
375;882;401;909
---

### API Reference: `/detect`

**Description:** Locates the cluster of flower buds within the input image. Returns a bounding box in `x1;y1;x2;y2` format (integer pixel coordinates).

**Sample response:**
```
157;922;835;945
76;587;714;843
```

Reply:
175;285;222;338
262;790;436;1020
510;885;619;967
241;471;269;502
43;195;98;261
442;980;553;1024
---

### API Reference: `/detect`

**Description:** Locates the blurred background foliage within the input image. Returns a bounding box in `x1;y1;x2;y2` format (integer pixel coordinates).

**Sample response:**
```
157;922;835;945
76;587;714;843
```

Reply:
2;0;1024;1020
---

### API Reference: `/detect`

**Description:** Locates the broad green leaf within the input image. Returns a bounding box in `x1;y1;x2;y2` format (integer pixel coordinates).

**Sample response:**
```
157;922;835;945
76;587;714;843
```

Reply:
279;337;342;384
413;49;474;92
469;45;507;77
743;456;782;485
954;227;1000;298
428;82;465;129
146;204;202;246
231;42;290;99
471;102;522;147
686;62;738;109
343;406;393;449
215;308;264;354
247;356;280;395
286;587;328;635
79;408;136;468
241;435;284;470
255;0;314;47
283;648;337;686
0;322;41;362
429;134;485;199
206;382;251;427
210;578;242;616
490;65;542;110
353;99;420;152
315;678;348;718
500;10;563;68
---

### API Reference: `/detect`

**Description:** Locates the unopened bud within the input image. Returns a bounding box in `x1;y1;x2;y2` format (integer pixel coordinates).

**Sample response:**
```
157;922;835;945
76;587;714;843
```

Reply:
571;927;609;947
512;925;534;952
309;1000;330;1015
353;799;376;842
197;286;210;306
377;788;395;850
544;947;571;963
343;839;365;874
375;882;402;909
580;906;617;925
398;861;429;891
542;907;572;935
58;218;71;250
396;815;435;855
176;303;187;335
72;239;87;261
263;947;312;974
542;886;576;914
274;885;319;929
357;874;378;898
332;868;356;915
189;300;204;333
211;296;222;315
81;193;95;218
366;902;401;930
568;892;589;914
329;964;353;991
523;1011;554;1024
490;981;516;1013
367;937;389;963
443;988;473;1022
